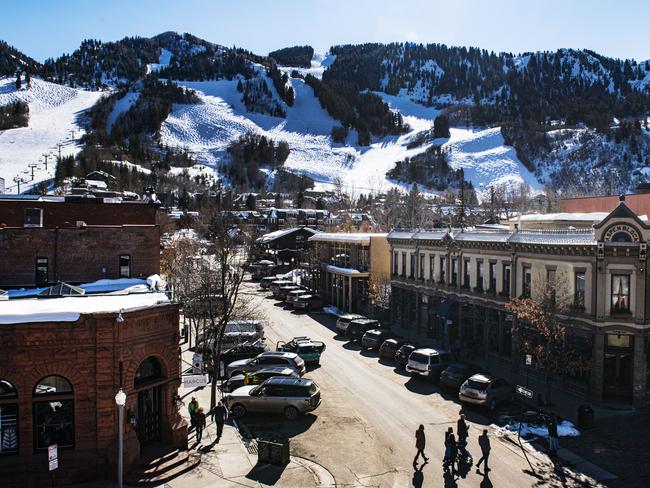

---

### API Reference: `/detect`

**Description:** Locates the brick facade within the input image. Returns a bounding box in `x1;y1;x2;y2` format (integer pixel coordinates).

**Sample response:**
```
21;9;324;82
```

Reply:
0;303;187;487
0;225;161;288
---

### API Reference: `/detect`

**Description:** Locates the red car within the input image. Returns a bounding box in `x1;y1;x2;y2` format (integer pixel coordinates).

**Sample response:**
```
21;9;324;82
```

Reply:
379;338;406;360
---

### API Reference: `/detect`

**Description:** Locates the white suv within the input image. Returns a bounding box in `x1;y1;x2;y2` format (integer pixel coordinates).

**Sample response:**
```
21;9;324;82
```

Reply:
406;348;453;382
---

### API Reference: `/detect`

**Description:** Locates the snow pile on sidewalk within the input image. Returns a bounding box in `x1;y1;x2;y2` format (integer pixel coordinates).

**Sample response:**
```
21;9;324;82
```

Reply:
492;420;580;438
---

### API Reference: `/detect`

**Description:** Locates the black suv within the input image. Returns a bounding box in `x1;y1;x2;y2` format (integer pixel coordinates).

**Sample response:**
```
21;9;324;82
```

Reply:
346;318;382;342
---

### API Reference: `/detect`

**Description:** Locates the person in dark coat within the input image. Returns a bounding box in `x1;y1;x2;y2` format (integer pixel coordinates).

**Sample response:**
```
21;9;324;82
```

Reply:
413;424;428;465
457;413;469;455
195;407;206;443
212;400;228;440
445;433;458;476
476;429;491;472
547;417;560;457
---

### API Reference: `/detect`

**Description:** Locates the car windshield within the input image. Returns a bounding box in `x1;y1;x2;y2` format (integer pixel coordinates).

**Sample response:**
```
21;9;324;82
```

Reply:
410;352;430;363
250;385;263;395
446;365;464;374
467;379;489;390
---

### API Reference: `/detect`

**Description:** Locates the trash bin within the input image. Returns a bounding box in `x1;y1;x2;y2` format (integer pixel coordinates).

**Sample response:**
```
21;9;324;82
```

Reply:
257;438;270;463
577;404;595;430
268;438;290;466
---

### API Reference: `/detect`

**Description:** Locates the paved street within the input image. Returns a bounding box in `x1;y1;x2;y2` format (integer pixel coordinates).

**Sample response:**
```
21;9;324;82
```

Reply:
236;283;604;488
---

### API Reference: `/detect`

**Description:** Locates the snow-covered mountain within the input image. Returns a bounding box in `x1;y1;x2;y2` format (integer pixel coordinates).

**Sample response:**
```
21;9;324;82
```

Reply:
0;77;102;193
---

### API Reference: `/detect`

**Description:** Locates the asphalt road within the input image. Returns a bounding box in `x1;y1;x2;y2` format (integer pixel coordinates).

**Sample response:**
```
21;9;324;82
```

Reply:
239;283;600;488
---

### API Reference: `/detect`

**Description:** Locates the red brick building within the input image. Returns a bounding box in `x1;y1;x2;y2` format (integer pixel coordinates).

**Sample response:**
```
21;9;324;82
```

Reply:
0;292;187;486
0;195;161;288
560;192;650;217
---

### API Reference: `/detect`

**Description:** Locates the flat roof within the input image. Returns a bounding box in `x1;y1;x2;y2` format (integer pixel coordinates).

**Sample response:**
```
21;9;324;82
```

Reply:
308;232;387;245
0;292;170;324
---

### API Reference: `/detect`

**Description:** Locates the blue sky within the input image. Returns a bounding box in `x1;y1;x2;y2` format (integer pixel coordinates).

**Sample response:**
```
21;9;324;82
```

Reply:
4;0;650;62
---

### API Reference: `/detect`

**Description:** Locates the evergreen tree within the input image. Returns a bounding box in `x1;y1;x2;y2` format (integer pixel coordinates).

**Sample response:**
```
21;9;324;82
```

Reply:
433;115;450;138
25;70;31;88
15;71;21;89
294;189;305;209
245;193;256;210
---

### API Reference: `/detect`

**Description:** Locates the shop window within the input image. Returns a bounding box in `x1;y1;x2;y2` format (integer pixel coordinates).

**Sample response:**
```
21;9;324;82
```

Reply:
522;267;531;298
419;255;424;280
439;256;446;283
0;379;18;455
611;275;630;314
119;254;131;278
476;261;484;291
409;253;415;279
33;376;74;450
463;259;470;288
502;264;511;296
574;272;586;310
451;258;458;285
429;255;435;281
401;253;406;278
546;269;556;304
392;252;398;276
489;262;497;293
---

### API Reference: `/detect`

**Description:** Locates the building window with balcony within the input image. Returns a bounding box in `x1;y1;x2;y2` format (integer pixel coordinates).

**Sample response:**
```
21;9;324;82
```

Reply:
476;261;484;291
451;258;458;285
401;253;406;278
611;274;630;314
522;267;531;298
393;252;398;276
489;262;497;293
574;271;586;310
439;256;446;283
419;254;425;280
410;253;415;279
502;264;511;296
429;255;435;281
463;259;470;288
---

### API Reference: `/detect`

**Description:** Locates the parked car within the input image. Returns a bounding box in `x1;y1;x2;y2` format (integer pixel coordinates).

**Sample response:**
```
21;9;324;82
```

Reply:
269;279;294;295
225;377;321;419
277;337;326;365
394;343;418;368
223;366;299;392
210;341;270;378
250;261;276;280
260;276;281;290
225;351;306;378
335;314;365;336
361;329;394;351
346;318;382;342
440;363;483;390
276;284;301;300
459;374;513;411
379;338;407;360
406;348;453;381
293;293;326;311
285;288;309;306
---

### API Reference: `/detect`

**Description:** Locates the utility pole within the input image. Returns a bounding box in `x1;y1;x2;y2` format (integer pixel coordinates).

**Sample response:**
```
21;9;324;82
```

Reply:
69;129;76;141
57;143;62;161
13;176;24;194
28;164;39;181
42;153;50;170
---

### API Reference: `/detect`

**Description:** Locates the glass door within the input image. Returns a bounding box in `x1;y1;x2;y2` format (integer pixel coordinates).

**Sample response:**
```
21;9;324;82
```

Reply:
137;386;161;446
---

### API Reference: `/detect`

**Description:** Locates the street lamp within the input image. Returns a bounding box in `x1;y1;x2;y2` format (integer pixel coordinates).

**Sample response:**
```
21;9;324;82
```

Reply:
115;389;127;488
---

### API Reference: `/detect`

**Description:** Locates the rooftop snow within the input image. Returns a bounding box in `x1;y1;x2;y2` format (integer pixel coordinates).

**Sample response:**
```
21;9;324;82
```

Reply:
511;212;610;223
0;292;170;324
309;233;387;245
257;227;319;243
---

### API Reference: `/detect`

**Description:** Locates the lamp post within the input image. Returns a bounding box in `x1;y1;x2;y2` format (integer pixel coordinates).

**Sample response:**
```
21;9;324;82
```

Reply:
114;389;127;488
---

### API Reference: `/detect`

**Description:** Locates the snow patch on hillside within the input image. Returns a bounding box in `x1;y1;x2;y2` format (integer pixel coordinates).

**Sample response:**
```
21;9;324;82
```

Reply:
106;91;140;131
279;52;336;80
0;77;102;193
147;48;172;74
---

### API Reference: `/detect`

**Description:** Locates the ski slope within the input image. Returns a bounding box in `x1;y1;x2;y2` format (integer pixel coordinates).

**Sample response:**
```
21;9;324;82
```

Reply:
0;77;103;193
159;63;541;198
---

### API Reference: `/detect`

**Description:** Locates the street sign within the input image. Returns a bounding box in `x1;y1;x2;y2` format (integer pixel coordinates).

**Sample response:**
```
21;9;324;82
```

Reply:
516;385;534;399
48;444;58;471
182;374;208;389
525;354;532;366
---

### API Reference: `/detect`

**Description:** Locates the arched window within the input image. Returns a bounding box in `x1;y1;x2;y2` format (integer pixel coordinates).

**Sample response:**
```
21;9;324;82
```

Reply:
611;232;633;243
0;379;18;455
33;376;74;450
134;357;163;388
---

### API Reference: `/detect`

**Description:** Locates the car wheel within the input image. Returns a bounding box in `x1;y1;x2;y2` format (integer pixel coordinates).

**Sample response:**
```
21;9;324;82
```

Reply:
284;406;299;420
231;404;246;419
489;398;497;412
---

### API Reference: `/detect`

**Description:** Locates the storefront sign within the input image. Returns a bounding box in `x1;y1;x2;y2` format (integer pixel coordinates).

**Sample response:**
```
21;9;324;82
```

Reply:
48;444;58;471
182;374;208;389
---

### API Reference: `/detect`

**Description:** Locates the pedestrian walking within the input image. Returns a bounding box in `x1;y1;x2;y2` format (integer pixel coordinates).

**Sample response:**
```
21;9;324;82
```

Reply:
476;429;491;473
212;400;228;440
195;407;206;443
413;424;429;465
457;413;469;456
188;396;199;430
445;433;458;475
547;417;560;457
443;427;453;467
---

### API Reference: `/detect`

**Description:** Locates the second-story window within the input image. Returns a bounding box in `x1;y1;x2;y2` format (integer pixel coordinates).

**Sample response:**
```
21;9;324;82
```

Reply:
451;258;458;285
410;253;415;279
503;264;511;296
476;261;484;291
401;253;406;277
489;262;497;292
429;255;435;281
393;252;398;276
119;254;131;278
439;256;446;283
574;271;586;309
523;267;532;298
419;254;425;280
611;274;630;313
24;208;43;227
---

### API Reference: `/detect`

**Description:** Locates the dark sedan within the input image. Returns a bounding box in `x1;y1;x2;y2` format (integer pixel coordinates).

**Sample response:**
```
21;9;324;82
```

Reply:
361;329;393;350
440;363;483;390
378;337;406;360
394;343;418;368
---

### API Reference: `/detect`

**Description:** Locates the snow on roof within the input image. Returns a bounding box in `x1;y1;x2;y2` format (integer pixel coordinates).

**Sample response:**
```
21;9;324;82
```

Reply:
0;292;170;325
510;230;597;246
389;230;449;240
308;233;387;245
324;265;367;276
453;231;511;243
257;227;319;244
510;212;609;222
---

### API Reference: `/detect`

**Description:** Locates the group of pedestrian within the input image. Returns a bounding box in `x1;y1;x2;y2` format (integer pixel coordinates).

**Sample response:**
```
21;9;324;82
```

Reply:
413;412;492;478
187;396;229;445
